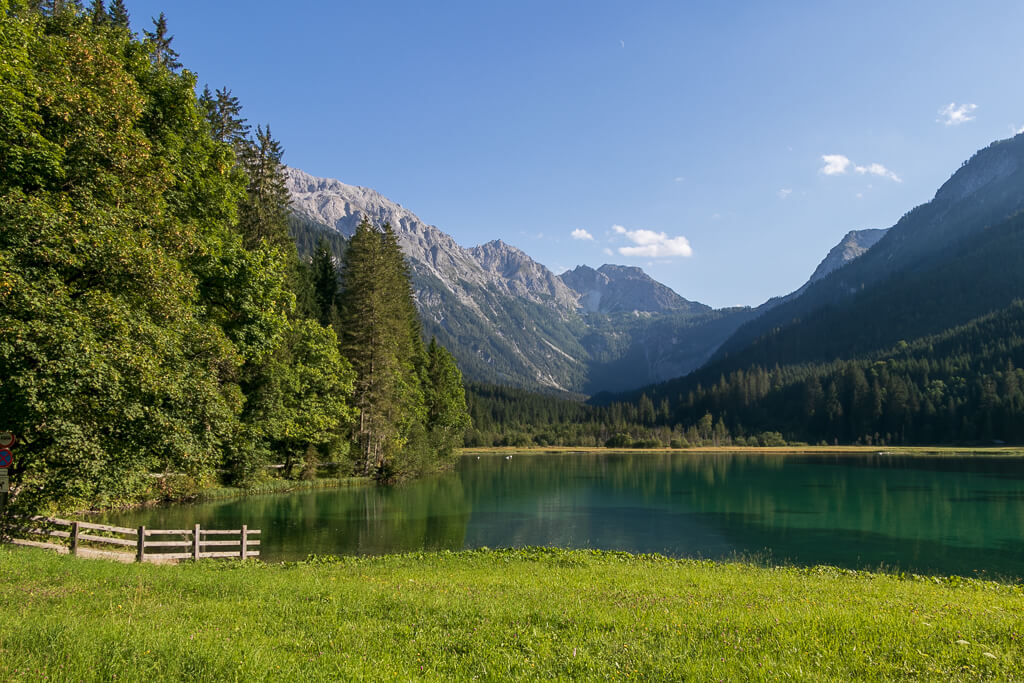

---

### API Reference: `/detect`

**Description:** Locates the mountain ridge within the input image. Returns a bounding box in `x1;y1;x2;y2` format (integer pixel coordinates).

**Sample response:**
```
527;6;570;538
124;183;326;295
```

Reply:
285;166;750;393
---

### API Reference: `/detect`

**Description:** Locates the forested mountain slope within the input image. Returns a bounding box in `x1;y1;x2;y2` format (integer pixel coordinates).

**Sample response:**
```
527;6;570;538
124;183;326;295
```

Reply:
714;134;1024;366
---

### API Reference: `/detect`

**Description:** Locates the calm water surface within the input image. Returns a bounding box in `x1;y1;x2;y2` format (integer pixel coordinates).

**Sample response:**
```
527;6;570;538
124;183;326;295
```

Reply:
101;452;1024;578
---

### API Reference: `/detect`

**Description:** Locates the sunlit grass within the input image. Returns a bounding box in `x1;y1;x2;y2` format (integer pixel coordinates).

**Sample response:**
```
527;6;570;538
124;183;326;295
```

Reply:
1;546;1021;680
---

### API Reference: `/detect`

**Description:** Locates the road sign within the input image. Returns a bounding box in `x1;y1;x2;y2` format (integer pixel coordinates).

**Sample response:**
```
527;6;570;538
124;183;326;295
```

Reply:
0;449;12;468
0;474;8;493
0;432;13;448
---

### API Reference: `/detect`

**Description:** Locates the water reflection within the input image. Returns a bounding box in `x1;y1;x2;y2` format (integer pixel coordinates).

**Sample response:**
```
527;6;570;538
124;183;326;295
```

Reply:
101;452;1024;578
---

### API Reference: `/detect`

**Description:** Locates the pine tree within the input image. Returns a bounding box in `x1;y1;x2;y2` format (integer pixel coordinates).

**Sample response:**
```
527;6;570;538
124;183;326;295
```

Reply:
200;86;250;151
108;0;129;29
310;238;339;327
88;0;107;25
338;220;428;477
237;125;291;252
144;12;181;70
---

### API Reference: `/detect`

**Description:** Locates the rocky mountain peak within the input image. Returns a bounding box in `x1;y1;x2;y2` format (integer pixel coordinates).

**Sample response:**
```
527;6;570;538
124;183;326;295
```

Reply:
560;263;709;316
806;228;888;284
469;240;578;310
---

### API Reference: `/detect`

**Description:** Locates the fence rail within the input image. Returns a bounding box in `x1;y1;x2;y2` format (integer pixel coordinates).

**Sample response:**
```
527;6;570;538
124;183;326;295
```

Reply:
9;517;259;564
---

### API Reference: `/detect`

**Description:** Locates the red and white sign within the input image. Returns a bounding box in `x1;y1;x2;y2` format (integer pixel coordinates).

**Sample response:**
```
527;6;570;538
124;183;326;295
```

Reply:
0;432;14;449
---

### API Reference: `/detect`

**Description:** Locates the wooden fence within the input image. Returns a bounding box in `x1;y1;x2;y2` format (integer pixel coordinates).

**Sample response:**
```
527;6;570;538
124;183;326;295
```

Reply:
10;517;260;564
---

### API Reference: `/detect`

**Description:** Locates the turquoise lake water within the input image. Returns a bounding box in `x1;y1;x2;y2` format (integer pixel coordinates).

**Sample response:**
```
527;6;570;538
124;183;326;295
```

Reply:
100;452;1024;578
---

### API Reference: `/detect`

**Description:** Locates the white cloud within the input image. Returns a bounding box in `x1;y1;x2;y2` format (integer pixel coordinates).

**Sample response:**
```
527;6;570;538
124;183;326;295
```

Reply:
1011;124;1024;135
673;176;685;183
571;228;594;241
938;102;977;126
602;247;613;256
611;224;693;259
821;154;852;175
822;154;901;182
778;188;792;199
854;162;902;183
620;39;625;48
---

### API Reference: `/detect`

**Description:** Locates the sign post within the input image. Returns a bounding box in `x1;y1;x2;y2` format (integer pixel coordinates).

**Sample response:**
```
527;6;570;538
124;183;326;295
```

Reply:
0;433;14;507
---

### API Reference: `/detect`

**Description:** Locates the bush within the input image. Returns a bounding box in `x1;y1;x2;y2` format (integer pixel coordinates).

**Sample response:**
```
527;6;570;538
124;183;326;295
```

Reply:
605;433;633;448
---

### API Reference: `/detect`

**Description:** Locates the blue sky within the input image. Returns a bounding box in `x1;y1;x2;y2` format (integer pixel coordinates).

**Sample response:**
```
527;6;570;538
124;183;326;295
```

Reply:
127;1;1024;308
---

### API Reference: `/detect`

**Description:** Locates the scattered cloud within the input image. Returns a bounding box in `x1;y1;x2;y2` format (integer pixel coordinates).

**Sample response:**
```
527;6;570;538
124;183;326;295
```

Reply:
938;102;977;126
1011;124;1024;136
821;154;901;182
602;247;613;256
620;39;625;48
571;228;594;241
778;188;792;199
821;154;852;175
612;224;693;258
854;162;901;183
673;176;685;183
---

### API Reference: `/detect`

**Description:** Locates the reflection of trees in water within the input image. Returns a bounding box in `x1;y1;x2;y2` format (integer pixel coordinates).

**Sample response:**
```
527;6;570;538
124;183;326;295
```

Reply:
458;453;1024;552
101;454;1024;573
99;476;472;562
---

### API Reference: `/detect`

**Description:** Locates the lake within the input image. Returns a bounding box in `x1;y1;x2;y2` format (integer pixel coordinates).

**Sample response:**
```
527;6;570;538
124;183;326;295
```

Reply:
100;452;1024;578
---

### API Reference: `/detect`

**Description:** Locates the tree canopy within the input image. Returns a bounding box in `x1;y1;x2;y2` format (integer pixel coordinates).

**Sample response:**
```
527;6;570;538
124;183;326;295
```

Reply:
0;2;469;516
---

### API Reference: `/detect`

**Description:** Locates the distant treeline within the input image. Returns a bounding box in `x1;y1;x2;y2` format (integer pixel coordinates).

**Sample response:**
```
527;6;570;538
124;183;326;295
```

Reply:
467;301;1024;448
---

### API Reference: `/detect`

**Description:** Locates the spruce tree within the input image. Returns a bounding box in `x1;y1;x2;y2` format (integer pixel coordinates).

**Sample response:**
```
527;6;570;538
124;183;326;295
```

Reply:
237;125;292;252
88;0;107;25
338;220;427;477
107;0;129;29
144;12;181;70
311;237;339;327
200;86;250;152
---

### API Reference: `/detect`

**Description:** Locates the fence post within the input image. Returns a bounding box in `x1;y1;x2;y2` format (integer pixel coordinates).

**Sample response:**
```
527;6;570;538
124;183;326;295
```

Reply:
240;524;248;560
70;521;79;556
193;523;201;561
136;526;145;563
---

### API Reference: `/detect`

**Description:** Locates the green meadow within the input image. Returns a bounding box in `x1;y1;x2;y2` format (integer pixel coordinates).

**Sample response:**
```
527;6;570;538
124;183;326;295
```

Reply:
1;546;1021;681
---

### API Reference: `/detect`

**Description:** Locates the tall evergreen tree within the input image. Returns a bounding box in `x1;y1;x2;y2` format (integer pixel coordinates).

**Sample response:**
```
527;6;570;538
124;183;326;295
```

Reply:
311;237;339;327
200;86;250;152
338;220;427;477
143;12;181;70
88;0;106;25
237;124;291;251
107;0;129;29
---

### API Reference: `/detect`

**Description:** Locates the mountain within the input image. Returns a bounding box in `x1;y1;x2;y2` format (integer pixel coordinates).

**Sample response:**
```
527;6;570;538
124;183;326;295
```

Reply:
709;133;1024;369
560;264;711;315
805;228;887;285
605;132;1024;415
285;167;748;393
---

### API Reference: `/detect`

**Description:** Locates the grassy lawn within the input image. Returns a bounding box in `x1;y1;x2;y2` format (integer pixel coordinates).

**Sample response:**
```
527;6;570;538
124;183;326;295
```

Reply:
1;546;1021;681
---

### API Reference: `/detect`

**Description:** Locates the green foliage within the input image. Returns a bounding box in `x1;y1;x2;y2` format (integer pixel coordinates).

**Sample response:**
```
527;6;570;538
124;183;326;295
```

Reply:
0;4;358;514
336;221;468;479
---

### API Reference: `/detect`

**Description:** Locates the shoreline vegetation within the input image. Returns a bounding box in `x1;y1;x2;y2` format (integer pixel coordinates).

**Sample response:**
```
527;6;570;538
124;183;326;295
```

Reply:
67;445;1021;515
2;545;1021;680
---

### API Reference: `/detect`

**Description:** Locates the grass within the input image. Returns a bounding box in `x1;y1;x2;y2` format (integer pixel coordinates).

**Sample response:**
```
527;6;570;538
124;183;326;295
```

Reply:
194;476;373;501
1;546;1022;681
